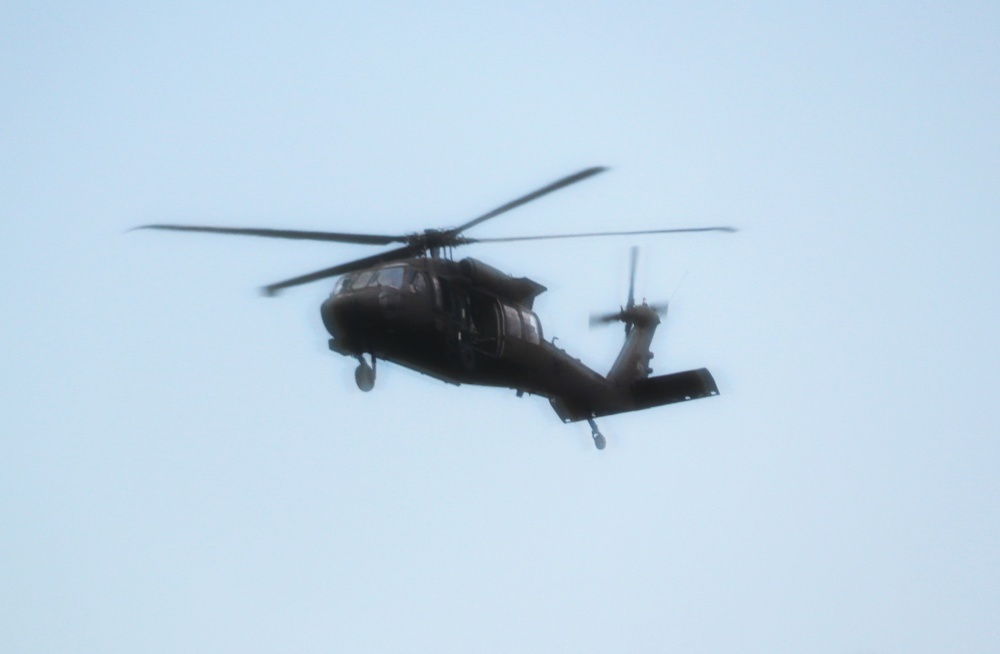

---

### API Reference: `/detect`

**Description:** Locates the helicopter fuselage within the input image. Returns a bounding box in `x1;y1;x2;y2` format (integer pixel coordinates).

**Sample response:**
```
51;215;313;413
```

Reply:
320;256;717;423
320;257;591;392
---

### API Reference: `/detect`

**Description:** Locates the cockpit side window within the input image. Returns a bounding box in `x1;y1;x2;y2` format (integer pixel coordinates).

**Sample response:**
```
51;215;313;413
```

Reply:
410;271;428;293
521;310;541;344
375;266;406;289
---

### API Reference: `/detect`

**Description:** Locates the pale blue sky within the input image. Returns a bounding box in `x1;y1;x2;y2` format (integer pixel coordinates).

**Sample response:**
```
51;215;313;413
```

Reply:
3;2;999;652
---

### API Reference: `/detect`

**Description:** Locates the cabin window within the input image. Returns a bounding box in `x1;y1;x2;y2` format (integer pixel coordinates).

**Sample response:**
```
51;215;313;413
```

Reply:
335;276;352;293
375;266;406;289
430;275;442;307
503;305;521;339
521;310;541;344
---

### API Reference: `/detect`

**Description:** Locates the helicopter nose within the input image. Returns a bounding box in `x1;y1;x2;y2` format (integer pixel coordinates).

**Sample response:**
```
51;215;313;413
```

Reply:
320;296;337;335
320;292;382;338
321;295;354;337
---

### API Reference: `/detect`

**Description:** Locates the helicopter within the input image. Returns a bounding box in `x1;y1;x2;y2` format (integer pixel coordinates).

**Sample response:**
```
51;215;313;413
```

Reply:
135;167;733;449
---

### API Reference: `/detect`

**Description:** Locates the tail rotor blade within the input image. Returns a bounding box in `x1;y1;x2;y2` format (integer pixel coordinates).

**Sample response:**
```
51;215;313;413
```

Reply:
589;310;623;328
647;301;669;317
627;246;638;310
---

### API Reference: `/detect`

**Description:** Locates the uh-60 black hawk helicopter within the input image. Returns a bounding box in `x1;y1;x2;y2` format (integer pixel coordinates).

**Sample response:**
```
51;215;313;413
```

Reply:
136;167;734;449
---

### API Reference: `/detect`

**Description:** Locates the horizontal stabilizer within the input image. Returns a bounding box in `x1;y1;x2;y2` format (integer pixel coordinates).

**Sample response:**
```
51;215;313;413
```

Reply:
629;368;719;411
549;367;720;422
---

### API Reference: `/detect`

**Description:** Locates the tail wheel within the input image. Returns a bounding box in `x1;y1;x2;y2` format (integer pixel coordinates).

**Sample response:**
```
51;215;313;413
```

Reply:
587;417;606;450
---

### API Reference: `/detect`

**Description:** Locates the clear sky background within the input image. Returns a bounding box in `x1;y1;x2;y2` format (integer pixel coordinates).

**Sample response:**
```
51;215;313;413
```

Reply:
3;2;998;652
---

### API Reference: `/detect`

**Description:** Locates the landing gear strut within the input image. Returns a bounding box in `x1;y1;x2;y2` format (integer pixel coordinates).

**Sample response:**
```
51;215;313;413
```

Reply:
587;417;606;450
355;354;376;392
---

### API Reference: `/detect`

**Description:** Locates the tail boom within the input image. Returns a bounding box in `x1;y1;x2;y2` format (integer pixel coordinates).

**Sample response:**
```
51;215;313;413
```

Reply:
549;367;719;422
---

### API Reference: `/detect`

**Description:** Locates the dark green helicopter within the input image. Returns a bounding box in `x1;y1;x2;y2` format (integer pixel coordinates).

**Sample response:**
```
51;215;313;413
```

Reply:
136;167;733;449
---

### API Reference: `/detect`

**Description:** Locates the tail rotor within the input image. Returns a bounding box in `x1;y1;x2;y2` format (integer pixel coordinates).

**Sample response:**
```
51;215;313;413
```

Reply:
589;247;668;334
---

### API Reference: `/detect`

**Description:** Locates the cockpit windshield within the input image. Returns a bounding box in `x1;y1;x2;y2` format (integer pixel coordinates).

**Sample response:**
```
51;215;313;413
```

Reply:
350;270;375;290
336;266;412;295
375;266;406;289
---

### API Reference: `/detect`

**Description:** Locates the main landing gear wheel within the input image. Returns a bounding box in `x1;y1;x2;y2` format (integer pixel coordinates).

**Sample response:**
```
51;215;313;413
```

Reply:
587;418;606;450
355;355;375;392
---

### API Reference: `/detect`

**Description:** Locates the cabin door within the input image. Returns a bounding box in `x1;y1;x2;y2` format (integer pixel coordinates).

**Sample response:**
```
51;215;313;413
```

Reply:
467;292;501;356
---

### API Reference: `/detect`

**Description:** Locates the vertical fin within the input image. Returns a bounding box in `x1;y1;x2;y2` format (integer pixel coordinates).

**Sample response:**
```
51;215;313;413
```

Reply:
606;307;660;385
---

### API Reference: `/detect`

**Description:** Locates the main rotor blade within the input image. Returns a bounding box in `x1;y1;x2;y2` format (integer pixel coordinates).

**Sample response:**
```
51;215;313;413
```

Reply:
464;226;737;244
261;244;419;296
133;224;405;246
449;166;607;235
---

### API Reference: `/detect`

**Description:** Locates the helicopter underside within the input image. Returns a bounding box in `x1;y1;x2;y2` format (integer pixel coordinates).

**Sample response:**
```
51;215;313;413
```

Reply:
324;292;719;425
